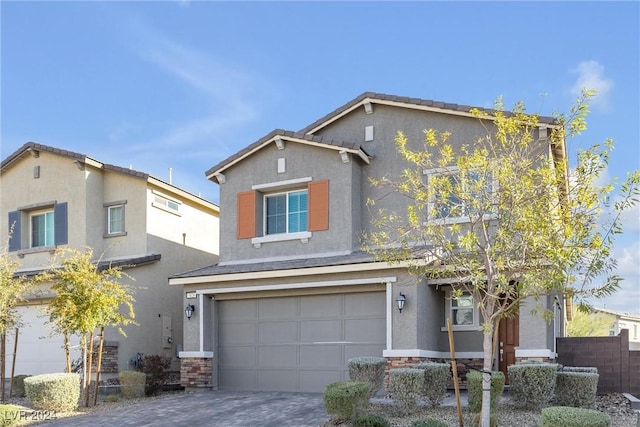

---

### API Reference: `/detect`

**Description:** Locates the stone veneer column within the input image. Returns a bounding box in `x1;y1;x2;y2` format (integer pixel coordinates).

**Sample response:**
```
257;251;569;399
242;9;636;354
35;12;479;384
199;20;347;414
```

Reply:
179;352;213;390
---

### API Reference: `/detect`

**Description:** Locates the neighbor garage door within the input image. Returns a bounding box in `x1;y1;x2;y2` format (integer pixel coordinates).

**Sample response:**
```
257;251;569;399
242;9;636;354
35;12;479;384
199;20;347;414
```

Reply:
217;292;385;392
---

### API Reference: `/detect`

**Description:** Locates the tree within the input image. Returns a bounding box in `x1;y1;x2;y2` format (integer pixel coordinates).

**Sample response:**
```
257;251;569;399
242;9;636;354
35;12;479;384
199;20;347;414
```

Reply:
0;235;34;400
365;90;640;427
567;310;615;337
40;247;136;405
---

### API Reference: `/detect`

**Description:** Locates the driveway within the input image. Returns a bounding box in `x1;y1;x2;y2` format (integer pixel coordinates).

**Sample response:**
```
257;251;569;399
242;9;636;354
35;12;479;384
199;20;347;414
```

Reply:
39;391;330;426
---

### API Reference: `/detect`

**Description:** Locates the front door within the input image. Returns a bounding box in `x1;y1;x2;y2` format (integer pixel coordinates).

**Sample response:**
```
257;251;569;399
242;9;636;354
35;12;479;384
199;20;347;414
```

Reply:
498;314;519;383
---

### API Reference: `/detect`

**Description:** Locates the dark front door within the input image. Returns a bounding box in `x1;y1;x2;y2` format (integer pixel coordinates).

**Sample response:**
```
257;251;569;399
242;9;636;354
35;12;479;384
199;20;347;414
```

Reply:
498;313;519;383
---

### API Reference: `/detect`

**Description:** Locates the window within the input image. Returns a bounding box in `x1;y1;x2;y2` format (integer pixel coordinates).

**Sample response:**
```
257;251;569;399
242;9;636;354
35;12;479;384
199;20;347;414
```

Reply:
441;290;479;331
265;190;308;235
105;202;126;236
152;191;181;215
425;167;495;224
31;210;54;247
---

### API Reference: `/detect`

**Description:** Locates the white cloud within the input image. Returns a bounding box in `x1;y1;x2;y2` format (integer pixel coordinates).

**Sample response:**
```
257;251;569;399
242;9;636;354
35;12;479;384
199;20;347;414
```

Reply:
569;60;614;113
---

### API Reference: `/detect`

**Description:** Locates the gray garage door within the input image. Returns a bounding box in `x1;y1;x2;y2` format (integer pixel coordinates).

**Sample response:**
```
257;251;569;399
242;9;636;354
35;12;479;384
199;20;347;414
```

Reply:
217;292;385;392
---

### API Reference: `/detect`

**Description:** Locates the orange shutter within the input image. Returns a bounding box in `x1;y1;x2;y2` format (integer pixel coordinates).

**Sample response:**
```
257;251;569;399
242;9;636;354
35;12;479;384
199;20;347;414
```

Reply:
308;180;329;231
237;190;256;239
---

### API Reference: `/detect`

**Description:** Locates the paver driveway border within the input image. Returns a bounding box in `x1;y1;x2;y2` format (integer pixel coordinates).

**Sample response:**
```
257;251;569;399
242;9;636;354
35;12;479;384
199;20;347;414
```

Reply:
37;390;331;427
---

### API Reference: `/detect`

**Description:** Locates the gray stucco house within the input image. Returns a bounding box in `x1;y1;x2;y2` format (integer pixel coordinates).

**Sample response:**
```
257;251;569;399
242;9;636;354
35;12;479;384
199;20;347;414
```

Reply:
171;92;567;392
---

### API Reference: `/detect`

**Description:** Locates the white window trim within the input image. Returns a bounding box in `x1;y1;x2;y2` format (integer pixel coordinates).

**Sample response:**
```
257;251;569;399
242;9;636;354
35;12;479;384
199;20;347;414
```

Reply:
30;209;54;248
440;289;480;332
251;231;312;247
423;166;497;225
252;176;312;191
262;189;308;235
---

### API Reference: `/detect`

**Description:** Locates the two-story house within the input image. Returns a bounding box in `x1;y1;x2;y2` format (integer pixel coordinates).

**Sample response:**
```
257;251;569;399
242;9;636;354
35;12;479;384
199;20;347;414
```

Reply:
1;143;219;377
171;92;566;392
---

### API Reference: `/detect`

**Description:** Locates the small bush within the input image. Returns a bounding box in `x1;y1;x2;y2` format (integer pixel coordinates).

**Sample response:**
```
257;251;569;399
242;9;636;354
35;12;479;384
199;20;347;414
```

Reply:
323;381;369;422
105;394;120;403
389;368;424;415
348;357;387;397
139;354;172;396
555;372;599;408
11;375;31;398
24;373;80;412
413;362;451;406
541;406;610;427
562;366;598;374
508;362;557;410
466;371;505;413
411;419;448;427
0;405;21;427
352;413;390;427
119;370;147;399
472;413;498;427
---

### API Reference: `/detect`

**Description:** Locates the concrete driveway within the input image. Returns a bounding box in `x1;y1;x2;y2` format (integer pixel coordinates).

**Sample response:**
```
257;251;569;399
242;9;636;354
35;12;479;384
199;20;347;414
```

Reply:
39;390;330;426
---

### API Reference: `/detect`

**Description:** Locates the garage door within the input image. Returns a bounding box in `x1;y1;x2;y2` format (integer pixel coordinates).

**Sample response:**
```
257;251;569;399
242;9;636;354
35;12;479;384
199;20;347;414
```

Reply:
218;292;385;392
4;305;80;376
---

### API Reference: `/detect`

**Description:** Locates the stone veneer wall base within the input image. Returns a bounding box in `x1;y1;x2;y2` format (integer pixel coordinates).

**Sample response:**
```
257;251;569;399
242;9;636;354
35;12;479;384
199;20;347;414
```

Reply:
180;357;213;389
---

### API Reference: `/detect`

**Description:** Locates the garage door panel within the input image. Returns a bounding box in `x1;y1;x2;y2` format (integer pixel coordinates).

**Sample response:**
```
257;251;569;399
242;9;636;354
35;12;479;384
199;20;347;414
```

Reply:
258;346;298;367
300;295;341;317
299;344;342;367
220;323;256;344
219;369;257;390
259;297;297;318
299;370;343;392
344;344;384;360
219;346;256;367
258;321;297;343
219;300;256;320
300;319;341;342
345;318;386;341
258;369;297;391
345;293;385;314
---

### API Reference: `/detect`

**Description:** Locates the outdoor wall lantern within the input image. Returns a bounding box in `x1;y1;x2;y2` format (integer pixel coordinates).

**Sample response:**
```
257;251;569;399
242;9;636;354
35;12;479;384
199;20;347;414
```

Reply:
395;293;406;313
185;304;195;320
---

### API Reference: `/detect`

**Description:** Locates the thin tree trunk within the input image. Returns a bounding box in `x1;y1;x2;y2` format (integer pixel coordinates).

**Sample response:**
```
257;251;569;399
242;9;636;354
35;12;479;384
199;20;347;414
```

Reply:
93;327;105;406
64;333;71;373
481;324;494;427
447;318;464;427
9;328;18;398
85;330;94;407
1;333;5;401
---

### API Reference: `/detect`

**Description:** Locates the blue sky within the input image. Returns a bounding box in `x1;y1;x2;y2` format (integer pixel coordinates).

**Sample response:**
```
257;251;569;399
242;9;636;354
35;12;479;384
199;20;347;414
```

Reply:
2;1;639;314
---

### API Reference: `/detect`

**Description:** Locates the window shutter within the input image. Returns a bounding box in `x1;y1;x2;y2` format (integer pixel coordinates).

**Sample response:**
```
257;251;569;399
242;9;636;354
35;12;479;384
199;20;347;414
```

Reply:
54;202;68;245
308;180;329;231
237;191;256;239
8;211;21;252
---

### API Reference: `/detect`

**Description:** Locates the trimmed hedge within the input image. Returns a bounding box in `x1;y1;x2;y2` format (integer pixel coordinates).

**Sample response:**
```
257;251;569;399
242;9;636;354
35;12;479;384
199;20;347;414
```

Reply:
119;370;147;399
541;406;610;427
24;373;80;412
508;362;558;410
11;375;31;398
562;366;598;374
411;420;448;427
348;357;387;398
466;371;505;413
389;368;424;415
0;405;21;427
413;362;451;406
352;414;390;427
323;381;369;422
555;371;599;408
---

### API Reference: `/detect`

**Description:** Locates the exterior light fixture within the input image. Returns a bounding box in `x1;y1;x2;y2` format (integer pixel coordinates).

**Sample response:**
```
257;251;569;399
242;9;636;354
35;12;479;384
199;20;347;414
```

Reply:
185;304;195;320
395;293;406;313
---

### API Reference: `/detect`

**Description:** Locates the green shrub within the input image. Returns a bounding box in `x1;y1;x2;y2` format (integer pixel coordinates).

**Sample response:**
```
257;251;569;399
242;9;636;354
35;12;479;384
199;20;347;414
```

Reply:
472;413;497;427
555;372;599;408
11;375;31;398
389;368;424;415
508;362;557;410
348;357;387;397
352;413;390;427
24;373;80;412
119;370;147;399
0;405;21;427
562;366;598;374
105;394;120;403
139;354;172;396
411;419;448;427
541;406;610;427
413;362;451;406
323;381;369;422
466;371;504;413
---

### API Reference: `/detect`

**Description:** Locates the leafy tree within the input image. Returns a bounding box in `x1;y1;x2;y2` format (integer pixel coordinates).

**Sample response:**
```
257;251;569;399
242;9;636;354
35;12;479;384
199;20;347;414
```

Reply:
40;247;136;405
365;90;640;427
0;236;34;400
567;310;615;337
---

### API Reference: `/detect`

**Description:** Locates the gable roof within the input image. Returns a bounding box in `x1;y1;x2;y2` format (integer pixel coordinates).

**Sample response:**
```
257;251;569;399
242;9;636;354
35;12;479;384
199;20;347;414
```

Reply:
1;142;219;212
204;129;371;183
300;91;558;135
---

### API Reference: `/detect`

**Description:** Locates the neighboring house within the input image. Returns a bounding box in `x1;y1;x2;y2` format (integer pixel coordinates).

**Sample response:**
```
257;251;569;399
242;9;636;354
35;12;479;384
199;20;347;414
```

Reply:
593;307;640;350
1;142;219;377
171;92;567;392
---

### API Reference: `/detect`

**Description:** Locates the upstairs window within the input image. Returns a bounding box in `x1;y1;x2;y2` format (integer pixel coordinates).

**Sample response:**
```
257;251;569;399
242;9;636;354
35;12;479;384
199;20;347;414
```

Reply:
152;191;181;216
105;201;127;236
31;210;54;248
265;190;308;235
